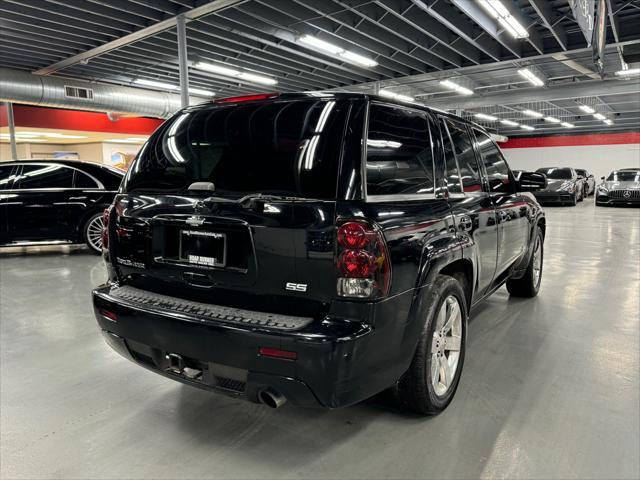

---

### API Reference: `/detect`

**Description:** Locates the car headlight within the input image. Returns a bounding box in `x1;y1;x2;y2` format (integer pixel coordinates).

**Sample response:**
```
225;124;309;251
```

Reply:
597;185;608;194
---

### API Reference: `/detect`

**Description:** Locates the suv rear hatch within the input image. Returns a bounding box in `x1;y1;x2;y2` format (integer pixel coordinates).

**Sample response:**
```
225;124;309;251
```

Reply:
109;96;350;319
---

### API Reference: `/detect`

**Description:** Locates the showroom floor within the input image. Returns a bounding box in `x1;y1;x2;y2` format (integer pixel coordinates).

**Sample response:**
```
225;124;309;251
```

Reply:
1;199;638;480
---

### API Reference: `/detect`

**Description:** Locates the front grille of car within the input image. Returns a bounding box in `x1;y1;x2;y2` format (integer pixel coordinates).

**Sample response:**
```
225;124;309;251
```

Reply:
609;189;640;199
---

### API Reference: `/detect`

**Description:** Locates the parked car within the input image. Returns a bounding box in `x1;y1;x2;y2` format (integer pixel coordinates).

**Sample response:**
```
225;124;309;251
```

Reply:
0;160;123;253
596;168;640;206
533;167;585;205
92;93;547;415
576;169;596;196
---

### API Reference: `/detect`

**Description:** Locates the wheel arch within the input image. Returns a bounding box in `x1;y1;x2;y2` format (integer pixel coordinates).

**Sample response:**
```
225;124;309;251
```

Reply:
438;259;473;312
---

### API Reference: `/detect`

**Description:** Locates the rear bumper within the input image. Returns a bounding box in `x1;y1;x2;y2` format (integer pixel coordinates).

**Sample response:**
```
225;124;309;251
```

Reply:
93;283;416;408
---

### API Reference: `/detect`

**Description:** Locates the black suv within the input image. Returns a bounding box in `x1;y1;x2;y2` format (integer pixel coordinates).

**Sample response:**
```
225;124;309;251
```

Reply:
93;93;547;414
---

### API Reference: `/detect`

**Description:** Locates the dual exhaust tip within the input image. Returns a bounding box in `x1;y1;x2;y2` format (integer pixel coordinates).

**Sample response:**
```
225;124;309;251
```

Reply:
258;388;287;408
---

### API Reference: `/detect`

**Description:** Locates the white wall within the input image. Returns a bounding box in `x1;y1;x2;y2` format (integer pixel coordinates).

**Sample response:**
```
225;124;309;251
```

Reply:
503;143;640;180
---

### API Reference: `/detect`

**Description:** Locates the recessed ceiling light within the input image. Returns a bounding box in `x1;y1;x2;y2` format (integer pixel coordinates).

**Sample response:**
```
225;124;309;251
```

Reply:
500;119;519;126
475;113;498;121
440;79;474;96
544;116;561;123
478;0;529;38
520;125;535;131
579;105;595;114
593;113;606;120
517;68;545;86
522;109;543;118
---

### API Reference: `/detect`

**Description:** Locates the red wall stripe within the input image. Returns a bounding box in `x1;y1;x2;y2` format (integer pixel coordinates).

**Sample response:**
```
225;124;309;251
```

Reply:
0;104;163;134
501;132;640;148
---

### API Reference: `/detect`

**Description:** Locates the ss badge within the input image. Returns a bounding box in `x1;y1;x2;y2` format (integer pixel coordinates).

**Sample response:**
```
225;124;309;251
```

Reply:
286;282;308;292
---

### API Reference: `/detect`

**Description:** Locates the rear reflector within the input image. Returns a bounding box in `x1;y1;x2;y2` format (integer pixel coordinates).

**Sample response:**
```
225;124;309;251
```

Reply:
258;347;297;360
215;93;279;104
99;309;118;322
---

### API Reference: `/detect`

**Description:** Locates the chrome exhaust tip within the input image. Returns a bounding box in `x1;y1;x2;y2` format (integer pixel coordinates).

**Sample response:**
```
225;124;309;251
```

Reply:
258;389;287;408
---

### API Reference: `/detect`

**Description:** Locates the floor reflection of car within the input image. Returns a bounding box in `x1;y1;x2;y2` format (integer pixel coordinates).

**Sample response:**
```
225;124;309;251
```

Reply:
533;167;584;206
596;168;640;206
0;160;124;253
576;169;595;196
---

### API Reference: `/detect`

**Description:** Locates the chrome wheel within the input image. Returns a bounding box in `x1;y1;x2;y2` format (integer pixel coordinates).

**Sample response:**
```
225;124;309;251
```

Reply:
532;235;542;287
86;215;104;252
430;295;463;397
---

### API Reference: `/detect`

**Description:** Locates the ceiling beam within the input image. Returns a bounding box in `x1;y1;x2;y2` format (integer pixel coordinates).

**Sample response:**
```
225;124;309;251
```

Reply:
32;0;248;75
527;0;568;51
424;79;640;110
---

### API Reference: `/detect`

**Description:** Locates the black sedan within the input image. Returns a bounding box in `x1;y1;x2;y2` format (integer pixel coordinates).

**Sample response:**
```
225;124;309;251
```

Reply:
533;167;585;206
0;160;123;253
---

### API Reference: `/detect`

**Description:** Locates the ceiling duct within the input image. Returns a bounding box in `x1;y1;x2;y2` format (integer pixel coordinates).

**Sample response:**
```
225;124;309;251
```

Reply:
0;68;195;118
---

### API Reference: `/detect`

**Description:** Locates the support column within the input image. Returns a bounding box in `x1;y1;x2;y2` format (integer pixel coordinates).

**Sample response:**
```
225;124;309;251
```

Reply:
7;102;18;159
176;15;190;109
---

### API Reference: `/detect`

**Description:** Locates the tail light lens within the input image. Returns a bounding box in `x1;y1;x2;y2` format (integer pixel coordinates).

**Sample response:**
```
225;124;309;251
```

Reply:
336;220;391;299
101;207;110;250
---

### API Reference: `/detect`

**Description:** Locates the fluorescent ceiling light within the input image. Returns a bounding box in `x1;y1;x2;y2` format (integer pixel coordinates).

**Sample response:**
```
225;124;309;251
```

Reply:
604;119;613;125
194;62;277;86
475;113;498;121
593;113;606;120
614;67;640;76
520;125;535;131
379;89;414;102
189;87;214;97
522;109;543;118
478;0;529;38
440;79;474;96
134;78;177;90
500;119;519;126
544;116;561;123
517;68;545;86
579;105;595;114
560;122;575;128
297;34;378;67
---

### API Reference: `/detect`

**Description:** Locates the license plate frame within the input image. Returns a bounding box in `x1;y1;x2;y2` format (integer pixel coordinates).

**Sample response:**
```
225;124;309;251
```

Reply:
179;229;227;268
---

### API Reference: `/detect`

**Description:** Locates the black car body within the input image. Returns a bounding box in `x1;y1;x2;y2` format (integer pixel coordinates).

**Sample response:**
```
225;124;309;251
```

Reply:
0;160;123;252
92;93;547;414
576;169;596;196
533;167;584;205
596;168;640;206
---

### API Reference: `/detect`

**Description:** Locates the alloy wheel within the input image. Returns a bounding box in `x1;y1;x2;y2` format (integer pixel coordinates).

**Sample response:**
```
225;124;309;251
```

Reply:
532;236;542;287
86;215;104;252
430;295;463;396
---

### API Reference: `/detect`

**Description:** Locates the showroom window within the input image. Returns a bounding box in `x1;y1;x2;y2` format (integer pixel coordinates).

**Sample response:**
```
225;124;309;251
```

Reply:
14;164;74;189
366;103;435;196
444;119;483;193
474;130;513;193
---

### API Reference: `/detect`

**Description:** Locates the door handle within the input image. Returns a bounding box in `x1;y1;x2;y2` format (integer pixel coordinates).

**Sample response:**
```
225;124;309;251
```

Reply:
458;215;473;232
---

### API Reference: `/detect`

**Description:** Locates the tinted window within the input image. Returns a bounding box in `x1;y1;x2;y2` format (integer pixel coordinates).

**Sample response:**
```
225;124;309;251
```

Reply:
123;99;347;199
536;168;572;180
607;170;640;181
0;165;16;190
15;164;74;189
576;169;588;177
74;171;99;188
440;120;463;194
446;120;482;192
475;131;512;192
366;104;434;195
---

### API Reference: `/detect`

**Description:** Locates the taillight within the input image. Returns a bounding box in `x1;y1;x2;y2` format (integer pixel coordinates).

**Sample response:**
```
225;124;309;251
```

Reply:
335;220;391;299
101;207;110;250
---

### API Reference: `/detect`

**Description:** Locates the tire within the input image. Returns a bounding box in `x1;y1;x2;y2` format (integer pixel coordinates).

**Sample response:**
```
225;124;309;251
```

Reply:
506;226;543;297
83;212;104;254
570;193;577;206
396;275;468;415
578;189;584;202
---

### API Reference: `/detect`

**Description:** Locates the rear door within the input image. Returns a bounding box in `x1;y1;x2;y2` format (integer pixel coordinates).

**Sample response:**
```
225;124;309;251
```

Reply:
0;164;18;244
438;117;498;297
472;129;530;277
6;163;76;242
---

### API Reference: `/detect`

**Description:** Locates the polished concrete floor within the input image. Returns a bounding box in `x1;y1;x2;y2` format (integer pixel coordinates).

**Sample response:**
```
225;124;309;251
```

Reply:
1;198;639;480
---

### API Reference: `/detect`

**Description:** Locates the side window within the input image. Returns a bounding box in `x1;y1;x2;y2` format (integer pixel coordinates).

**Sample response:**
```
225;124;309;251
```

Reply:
440;119;463;194
74;170;99;189
366;104;434;196
0;165;16;190
14;164;74;189
474;130;513;193
445;119;482;192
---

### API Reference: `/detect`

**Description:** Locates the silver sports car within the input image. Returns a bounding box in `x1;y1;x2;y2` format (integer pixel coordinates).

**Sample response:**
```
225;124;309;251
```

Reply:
595;168;640;206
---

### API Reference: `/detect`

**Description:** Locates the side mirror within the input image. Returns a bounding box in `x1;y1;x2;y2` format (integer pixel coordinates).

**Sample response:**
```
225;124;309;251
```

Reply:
517;171;547;192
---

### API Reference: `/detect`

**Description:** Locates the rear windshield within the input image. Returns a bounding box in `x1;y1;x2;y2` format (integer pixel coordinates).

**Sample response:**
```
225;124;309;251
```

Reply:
607;171;640;181
123;99;348;198
537;168;572;179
